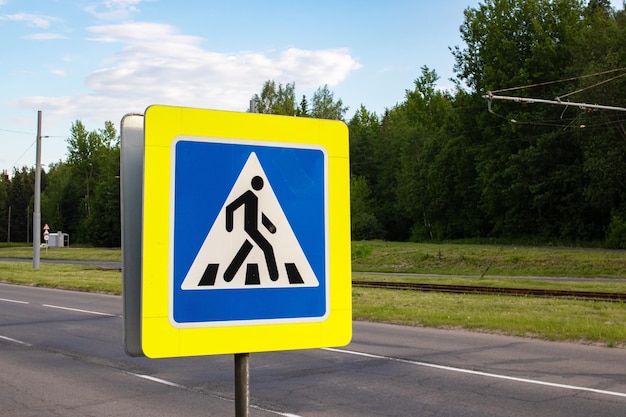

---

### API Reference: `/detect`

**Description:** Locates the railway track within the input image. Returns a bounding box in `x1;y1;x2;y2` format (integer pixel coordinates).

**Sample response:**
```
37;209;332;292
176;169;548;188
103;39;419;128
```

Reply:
352;280;626;302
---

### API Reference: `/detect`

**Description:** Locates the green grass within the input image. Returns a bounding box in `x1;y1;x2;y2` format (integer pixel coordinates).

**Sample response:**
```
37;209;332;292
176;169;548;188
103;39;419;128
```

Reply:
352;240;626;278
350;241;626;347
0;245;121;262
353;288;626;348
0;262;122;294
2;241;625;347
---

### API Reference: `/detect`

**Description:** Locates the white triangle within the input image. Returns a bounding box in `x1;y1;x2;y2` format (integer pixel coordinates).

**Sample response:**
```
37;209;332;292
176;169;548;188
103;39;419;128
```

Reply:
181;152;320;290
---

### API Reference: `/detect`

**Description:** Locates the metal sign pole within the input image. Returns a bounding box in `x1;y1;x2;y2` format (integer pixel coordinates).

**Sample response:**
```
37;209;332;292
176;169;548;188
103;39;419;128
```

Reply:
234;353;250;417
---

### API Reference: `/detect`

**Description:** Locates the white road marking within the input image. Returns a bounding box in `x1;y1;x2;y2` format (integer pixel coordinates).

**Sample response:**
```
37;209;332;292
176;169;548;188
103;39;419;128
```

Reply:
42;304;116;316
0;334;32;346
128;372;303;417
0;297;29;304
324;348;626;399
252;404;303;417
1;294;115;316
128;372;185;388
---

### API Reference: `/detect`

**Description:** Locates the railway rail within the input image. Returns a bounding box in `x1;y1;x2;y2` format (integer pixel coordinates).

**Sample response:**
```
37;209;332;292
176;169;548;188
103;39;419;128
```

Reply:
352;280;626;302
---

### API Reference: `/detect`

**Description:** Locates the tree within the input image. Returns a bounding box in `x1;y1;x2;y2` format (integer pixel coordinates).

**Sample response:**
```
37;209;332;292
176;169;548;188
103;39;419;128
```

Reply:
0;171;8;242
348;105;381;182
392;67;478;240
297;95;309;117
274;82;297;116
453;0;583;93
250;80;277;114
46;120;120;245
88;124;120;247
310;85;349;120
41;162;75;234
364;108;413;241
66;121;100;225
449;0;608;240
251;81;297;115
7;167;35;242
350;175;384;240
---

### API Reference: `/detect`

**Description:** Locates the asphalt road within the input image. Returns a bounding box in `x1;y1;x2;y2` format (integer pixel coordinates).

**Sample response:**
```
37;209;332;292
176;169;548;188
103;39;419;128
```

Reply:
1;282;625;416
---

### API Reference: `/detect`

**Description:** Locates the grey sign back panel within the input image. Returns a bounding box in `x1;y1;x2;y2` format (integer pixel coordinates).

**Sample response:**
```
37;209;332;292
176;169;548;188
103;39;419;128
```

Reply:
120;113;145;356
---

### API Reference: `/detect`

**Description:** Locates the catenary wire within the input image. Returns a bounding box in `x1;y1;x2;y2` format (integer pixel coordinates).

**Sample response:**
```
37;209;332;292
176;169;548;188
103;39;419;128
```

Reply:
490;66;626;94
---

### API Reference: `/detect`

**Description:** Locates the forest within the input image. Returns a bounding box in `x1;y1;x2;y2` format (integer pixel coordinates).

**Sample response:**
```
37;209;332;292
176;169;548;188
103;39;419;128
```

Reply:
1;0;626;248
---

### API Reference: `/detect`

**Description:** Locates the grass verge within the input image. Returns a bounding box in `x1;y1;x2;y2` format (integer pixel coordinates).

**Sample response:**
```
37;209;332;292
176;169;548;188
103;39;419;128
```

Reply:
0;246;121;262
353;287;626;348
0;262;122;295
352;240;626;278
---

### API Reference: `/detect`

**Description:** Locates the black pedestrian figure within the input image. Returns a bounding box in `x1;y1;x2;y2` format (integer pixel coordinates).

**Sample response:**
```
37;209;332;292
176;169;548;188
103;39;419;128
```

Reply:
223;175;279;283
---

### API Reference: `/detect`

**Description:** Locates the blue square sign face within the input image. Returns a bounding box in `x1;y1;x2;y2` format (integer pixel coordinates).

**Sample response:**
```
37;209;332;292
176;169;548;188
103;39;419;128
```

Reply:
170;137;328;327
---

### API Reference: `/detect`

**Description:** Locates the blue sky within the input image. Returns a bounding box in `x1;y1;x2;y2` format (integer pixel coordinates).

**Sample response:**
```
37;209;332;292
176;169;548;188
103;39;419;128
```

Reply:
1;0;624;172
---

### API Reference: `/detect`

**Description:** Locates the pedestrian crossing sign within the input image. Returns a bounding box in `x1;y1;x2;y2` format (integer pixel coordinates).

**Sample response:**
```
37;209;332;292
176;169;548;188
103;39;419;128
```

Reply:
141;105;351;358
179;151;321;292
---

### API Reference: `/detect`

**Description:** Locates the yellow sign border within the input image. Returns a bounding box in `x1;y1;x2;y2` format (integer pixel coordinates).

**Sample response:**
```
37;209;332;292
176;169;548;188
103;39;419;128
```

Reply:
142;105;351;358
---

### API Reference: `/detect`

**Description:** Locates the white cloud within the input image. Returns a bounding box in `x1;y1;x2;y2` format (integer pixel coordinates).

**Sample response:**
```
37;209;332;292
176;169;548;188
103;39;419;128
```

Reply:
25;32;66;40
85;0;144;20
49;68;67;77
0;13;58;29
15;22;362;124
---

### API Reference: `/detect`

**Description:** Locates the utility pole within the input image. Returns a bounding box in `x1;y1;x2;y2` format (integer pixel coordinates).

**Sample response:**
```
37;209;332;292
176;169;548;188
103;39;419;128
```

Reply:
33;110;42;269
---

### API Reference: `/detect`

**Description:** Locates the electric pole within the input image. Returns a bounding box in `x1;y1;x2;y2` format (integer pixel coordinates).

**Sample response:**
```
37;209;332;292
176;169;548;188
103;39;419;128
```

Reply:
33;110;42;269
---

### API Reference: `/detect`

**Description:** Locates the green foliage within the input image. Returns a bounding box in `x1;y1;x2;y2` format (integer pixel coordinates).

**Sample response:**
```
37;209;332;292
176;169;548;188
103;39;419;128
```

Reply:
38;121;120;247
297;95;309;117
0;167;48;242
0;172;8;242
250;80;298;115
251;81;348;120
41;162;74;233
350;175;384;240
6;167;35;243
344;0;626;246
348;105;381;181
310;85;349;120
88;145;120;247
605;211;626;249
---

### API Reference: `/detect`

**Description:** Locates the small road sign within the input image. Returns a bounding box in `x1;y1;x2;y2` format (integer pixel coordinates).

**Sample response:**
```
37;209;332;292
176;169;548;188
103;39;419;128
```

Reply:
180;152;320;292
140;105;351;358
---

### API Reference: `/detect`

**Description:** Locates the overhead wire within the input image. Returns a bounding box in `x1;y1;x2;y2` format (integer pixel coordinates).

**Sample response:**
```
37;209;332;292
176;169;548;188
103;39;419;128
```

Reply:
352;71;626;165
1;127;66;171
485;67;626;125
489;66;626;94
9;139;37;169
556;71;626;101
0;128;34;135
